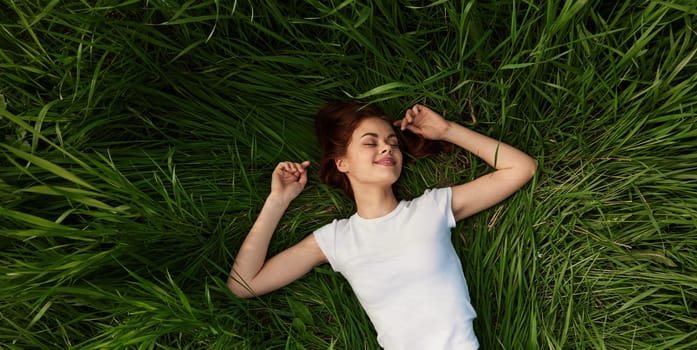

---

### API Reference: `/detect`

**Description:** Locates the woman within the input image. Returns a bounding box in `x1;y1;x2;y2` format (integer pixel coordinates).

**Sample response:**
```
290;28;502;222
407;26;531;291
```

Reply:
227;101;537;349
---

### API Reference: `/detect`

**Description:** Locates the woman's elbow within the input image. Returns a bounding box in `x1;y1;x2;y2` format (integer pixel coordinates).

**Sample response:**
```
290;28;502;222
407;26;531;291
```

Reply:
227;278;255;299
519;157;537;183
527;158;538;178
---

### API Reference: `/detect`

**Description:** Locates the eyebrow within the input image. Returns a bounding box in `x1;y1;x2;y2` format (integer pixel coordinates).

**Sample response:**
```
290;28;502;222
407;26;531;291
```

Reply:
360;132;398;139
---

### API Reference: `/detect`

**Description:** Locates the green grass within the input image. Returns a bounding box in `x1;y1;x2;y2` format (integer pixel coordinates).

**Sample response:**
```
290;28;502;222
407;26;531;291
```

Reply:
1;0;696;348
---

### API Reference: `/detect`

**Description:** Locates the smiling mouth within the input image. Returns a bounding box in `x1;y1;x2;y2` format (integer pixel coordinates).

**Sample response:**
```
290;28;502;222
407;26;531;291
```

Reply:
374;158;396;166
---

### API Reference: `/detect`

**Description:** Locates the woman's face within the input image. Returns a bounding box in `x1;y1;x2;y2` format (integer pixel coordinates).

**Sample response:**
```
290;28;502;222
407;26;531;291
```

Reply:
335;117;403;189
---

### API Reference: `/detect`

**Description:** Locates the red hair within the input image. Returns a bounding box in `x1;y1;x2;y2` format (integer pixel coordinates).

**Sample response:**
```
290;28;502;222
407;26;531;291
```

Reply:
315;100;451;198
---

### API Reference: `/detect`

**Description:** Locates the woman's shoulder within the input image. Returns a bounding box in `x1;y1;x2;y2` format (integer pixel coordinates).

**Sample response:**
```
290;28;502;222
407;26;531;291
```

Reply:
314;217;351;236
406;187;454;225
409;187;452;204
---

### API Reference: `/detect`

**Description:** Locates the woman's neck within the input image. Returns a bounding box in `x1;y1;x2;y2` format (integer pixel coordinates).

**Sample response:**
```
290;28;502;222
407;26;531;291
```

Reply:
353;186;398;219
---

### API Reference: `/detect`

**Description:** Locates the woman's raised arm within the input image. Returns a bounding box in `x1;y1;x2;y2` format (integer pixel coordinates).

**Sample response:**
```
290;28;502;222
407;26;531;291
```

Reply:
227;161;327;298
395;105;537;221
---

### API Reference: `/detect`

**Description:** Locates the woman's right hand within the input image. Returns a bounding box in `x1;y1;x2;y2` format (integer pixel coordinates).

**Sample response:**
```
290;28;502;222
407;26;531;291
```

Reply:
270;160;310;203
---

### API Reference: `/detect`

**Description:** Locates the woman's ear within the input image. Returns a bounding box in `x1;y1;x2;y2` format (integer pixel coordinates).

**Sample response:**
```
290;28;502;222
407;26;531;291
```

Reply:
335;157;348;173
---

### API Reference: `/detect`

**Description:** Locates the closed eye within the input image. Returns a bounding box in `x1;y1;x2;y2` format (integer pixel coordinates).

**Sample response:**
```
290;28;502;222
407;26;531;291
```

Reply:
363;143;399;148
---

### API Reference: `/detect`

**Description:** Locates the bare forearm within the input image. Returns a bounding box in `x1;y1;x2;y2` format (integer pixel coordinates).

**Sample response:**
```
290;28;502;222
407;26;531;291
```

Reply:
442;121;536;171
230;194;289;284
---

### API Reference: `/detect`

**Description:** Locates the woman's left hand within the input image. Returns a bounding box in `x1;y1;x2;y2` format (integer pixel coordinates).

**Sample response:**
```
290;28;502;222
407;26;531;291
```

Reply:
393;104;451;141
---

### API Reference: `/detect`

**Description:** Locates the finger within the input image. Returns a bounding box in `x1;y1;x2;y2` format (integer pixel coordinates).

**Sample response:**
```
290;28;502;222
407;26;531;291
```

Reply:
406;113;415;129
288;164;299;175
298;169;308;187
396;117;403;130
280;168;295;178
300;160;310;169
406;124;423;135
402;113;412;131
280;162;299;178
400;110;410;130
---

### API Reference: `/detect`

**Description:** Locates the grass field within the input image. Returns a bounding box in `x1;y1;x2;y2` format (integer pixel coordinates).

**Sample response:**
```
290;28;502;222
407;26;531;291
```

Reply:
1;0;696;349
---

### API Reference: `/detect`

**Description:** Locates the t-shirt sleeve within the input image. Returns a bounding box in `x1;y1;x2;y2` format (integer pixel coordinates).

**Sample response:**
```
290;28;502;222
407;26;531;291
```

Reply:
313;220;341;272
422;187;457;229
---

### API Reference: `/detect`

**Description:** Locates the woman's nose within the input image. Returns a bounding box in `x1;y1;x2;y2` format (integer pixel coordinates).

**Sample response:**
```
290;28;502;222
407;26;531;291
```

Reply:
381;143;392;154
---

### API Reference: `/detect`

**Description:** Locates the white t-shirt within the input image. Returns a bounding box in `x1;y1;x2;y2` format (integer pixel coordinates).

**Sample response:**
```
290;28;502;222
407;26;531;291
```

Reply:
314;188;479;350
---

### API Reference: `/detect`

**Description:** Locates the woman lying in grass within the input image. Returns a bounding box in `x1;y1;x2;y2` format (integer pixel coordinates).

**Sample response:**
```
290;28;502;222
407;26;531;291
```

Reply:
228;101;537;349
